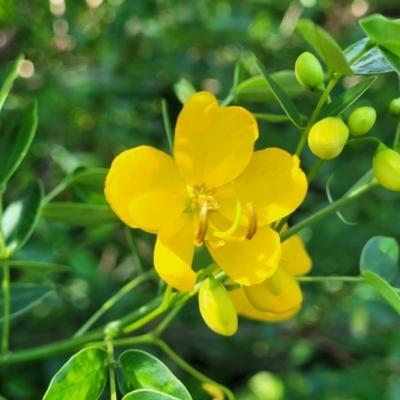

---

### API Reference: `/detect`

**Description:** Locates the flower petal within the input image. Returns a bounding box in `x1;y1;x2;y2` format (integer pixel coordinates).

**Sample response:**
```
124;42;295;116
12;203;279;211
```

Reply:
154;213;197;292
281;232;312;276
229;288;300;322
242;267;303;313
174;91;258;188
207;222;281;286
217;148;307;226
105;146;188;232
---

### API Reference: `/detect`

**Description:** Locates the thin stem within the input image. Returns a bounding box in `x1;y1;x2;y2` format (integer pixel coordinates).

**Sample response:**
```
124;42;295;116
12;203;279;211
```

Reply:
393;118;400;149
153;304;184;337
220;91;235;107
89;333;154;348
307;159;325;184
347;137;381;147
107;340;117;400
42;176;73;205
74;272;152;337
154;339;235;400
161;99;174;155
1;263;10;355
296;276;363;283
124;226;145;275
281;172;377;242
0;194;6;257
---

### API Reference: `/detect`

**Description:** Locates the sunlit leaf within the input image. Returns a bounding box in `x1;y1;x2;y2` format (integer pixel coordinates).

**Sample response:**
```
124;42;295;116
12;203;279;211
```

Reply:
296;19;353;76
118;350;192;399
0;101;38;187
122;390;181;400
318;76;376;120
0;283;53;322
254;60;304;128
2;180;43;255
43;347;108;400
360;236;399;282
173;78;196;104
41;202;118;227
0;55;23;112
362;271;400;316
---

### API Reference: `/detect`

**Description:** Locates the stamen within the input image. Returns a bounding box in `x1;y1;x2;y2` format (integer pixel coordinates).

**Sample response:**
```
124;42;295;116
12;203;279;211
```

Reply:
195;201;208;244
245;202;257;240
206;239;226;249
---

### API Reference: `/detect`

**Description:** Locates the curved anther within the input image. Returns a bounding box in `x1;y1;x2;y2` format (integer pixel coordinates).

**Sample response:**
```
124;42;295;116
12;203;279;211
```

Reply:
245;202;257;240
195;201;208;244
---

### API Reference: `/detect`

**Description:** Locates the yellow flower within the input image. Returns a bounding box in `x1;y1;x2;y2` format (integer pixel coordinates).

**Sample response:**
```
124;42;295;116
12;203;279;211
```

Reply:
229;230;312;322
105;92;307;291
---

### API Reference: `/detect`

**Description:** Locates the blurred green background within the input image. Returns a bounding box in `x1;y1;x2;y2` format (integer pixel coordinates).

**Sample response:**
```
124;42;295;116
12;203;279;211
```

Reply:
1;0;400;399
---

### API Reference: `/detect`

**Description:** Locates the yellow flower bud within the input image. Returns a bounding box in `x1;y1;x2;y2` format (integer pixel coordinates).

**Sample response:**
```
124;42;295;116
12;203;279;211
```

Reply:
198;277;238;336
308;117;349;160
389;98;400;117
295;52;324;91
373;144;400;191
348;106;376;136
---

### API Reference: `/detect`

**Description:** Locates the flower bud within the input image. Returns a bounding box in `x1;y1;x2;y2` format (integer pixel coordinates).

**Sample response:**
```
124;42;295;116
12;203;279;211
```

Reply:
373;144;400;191
198;277;238;336
308;117;349;160
295;52;324;91
348;106;376;136
389;98;400;117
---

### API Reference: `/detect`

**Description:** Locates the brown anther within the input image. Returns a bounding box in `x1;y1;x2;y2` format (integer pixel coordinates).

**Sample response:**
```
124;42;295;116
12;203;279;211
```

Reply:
195;201;208;244
245;203;257;240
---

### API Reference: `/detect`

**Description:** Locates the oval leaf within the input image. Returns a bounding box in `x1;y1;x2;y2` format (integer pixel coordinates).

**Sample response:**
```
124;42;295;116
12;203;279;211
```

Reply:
41;203;118;227
118;350;192;400
254;60;304;128
235;71;306;102
378;46;400;75
0;101;38;187
362;271;400;316
318;76;376;120
0;283;53;322
72;168;108;192
296;19;353;76
360;14;400;57
2;180;43;255
43;347;108;400
0;55;23;112
173;78;196;104
360;236;399;282
122;390;181;400
0;259;70;272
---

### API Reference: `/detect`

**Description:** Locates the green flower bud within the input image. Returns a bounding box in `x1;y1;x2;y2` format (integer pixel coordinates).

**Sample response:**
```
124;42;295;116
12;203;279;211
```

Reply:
373;144;400;191
308;117;349;160
295;52;324;91
348;106;376;136
389;98;400;117
199;277;238;336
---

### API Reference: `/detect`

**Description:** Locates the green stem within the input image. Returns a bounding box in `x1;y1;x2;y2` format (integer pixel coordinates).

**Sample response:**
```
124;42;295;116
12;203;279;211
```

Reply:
124;226;145;275
89;333;154;348
280;171;377;242
393;118;400;149
307;159;325;184
0;195;6;257
1;263;10;355
296;276;363;283
347;137;381;147
154;339;235;400
220;91;235;107
161;99;174;155
74;272;152;337
42;176;73;205
153;304;184;337
106;339;117;400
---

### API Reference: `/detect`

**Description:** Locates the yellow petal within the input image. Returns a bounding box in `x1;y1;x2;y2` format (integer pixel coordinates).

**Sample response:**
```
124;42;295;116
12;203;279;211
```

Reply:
105;146;188;232
154;213;197;292
242;267;303;313
280;232;312;276
229;287;300;322
218;148;307;226
174;91;258;188
207;222;281;286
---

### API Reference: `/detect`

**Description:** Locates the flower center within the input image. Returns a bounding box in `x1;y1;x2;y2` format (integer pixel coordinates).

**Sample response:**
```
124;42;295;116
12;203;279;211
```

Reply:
192;183;219;211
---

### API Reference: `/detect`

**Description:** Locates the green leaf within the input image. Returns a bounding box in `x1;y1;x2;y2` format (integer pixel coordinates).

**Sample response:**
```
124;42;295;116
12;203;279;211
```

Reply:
360;14;400;57
71;168;108;192
2;180;43;255
253;113;290;123
362;271;400;316
345;39;393;74
296;19;353;76
360;236;399;282
235;71;306;102
0;101;38;187
318;76;376;120
118;350;192;400
254;60;304;128
378;46;400;75
0;283;53;322
173;78;196;104
41;202;118;227
0;259;70;272
43;347;108;400
0;55;23;112
122;390;181;400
